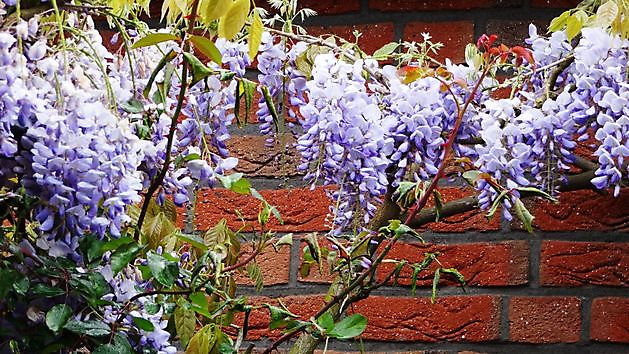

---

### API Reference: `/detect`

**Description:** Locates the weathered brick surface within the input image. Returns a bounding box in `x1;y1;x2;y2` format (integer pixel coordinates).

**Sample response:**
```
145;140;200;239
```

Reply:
227;135;302;178
194;187;331;232
404;21;474;63
378;241;529;286
233;243;291;286
509;296;581;343
353;296;501;342
485;20;547;46
369;0;519;11
307;23;395;55
540;241;629;287
527;189;629;232
590;297;629;343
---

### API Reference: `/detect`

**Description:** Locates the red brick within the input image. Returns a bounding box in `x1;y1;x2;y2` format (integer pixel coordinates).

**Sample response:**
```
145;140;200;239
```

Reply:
378;241;529;287
369;0;519;11
99;30;124;54
404;21;474;64
233;243;291;286
509;296;581;343
194;187;330;232
227;135;302;178
262;0;360;14
541;241;629;287
307;23;395;55
526;189;629;232
590;297;629;343
354;295;501;342
531;0;580;8
420;187;501;233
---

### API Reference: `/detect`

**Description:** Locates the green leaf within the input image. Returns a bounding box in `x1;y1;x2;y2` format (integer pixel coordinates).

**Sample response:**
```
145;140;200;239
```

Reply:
327;314;367;339
431;268;441;304
516;186;558;202
30;284;65;297
110;241;144;274
246;262;264;292
78;235;104;264
218;0;250;40
12;275;29;295
486;189;509;220
101;236;134;252
260;85;280;132
183;52;214;86
432;189;443;222
372;42;398;60
189;35;223;65
176;233;209;251
440;267;466;288
317;312;334;332
513;198;535;233
248;10;263;60
462;170;482;185
274;233;293;249
45;304;72;333
230;177;252;195
265;304;299;330
175;300;196;349
143;49;177;98
64;319;111;337
93;334;133;354
236;78;257;126
132;33;179;49
120;98;144;114
132;316;155;331
147;251;179;287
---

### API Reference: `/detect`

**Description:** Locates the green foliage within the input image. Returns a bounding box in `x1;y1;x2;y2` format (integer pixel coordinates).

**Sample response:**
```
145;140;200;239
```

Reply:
326;314;367;339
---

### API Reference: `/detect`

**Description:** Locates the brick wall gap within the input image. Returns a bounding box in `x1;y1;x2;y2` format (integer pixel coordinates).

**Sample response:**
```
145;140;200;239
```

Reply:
501;295;511;342
316;340;629;353
288;233;300;287
529;238;541;288
580;296;592;343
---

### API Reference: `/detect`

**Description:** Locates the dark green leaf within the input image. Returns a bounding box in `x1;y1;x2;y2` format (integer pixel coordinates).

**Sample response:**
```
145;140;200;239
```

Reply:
12;275;29;295
110;241;143;274
327;314;367;339
93;333;133;354
30;284;65;297
101;236;134;252
183;52;214;86
516;186;558;202
45;304;72;333
260;85;280;132
64;319;111;337
147;251;179;287
132;316;155;331
132;33;179;49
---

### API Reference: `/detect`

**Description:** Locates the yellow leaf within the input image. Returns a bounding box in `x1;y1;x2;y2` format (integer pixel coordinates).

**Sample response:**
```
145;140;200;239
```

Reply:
566;14;583;40
200;0;231;23
218;0;250;40
592;0;619;28
248;10;263;60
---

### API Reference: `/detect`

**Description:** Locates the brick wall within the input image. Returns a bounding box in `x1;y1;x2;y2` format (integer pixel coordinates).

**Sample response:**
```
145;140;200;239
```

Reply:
101;0;629;352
